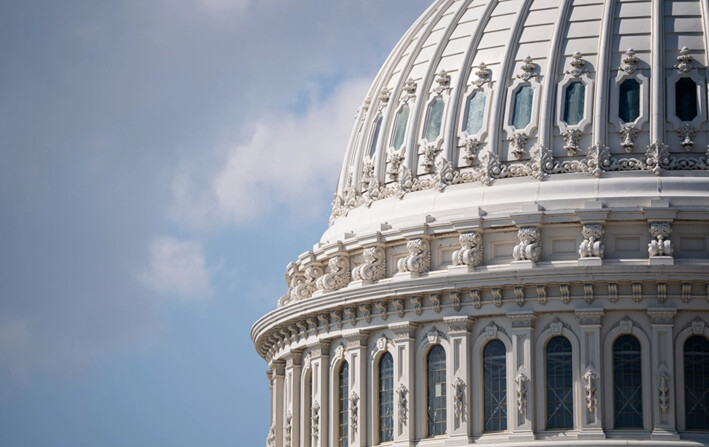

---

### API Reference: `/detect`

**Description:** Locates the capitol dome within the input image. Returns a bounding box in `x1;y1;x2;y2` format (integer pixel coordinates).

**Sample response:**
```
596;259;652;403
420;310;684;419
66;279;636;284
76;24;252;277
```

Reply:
252;1;709;446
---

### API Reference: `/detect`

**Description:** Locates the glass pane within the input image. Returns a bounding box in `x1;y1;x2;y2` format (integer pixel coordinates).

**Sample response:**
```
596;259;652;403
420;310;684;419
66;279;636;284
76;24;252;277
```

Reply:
546;336;573;429
464;91;487;135
512;85;534;129
391;105;410;150
613;335;643;428
339;362;349;447
685;335;709;430
379;353;394;442
427;345;447;437
676;77;698;122
619;79;640;123
563;81;585;125
424;97;445;141
369;116;382;158
484;339;507;432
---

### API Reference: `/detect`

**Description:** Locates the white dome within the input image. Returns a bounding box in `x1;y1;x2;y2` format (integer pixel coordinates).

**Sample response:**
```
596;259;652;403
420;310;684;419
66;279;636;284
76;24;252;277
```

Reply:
253;2;709;446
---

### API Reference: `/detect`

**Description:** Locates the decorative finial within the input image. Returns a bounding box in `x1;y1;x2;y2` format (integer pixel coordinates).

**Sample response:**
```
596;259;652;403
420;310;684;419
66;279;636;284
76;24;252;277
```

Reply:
620;48;639;73
566;51;586;77
473;62;491;87
433;70;451;94
675;46;693;73
517;56;537;81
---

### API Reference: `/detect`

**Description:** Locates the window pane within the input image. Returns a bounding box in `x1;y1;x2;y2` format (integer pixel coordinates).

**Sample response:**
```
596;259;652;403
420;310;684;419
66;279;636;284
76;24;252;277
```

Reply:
484;339;507;432
391;105;410;150
464;91;486;135
427;345;447;437
512;85;534;129
619;79;640;123
613;335;643;428
339;362;349;447
546;336;573;429
379;353;394;442
685;335;709;430
424;97;445;141
563;81;585;126
369;117;383;158
676;77;698;122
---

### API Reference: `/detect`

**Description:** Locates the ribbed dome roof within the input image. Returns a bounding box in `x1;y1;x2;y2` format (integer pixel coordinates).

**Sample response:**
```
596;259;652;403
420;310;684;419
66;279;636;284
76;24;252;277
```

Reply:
326;0;709;243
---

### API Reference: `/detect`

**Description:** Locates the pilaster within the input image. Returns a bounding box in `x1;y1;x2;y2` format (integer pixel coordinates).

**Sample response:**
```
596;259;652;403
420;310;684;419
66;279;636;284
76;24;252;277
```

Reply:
285;351;303;447
390;322;416;447
507;311;536;441
575;308;605;439
269;360;286;447
647;308;680;440
444;316;474;444
308;341;330;447
345;331;369;447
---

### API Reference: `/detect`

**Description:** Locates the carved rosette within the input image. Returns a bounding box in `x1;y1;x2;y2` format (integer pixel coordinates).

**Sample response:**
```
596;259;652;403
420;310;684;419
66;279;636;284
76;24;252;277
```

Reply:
397;239;431;274
648;222;673;257
352;247;386;282
452;231;483;267
579;223;604;258
397;384;408;425
316;256;350;292
513;226;542;262
583;369;599;413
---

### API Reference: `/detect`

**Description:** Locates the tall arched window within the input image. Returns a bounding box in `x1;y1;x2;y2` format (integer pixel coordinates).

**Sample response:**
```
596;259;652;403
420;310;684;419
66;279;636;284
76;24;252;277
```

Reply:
427;344;447;437
676;77;698;122
379;352;394;442
369;116;383;158
391;104;410;150
338;361;349;447
483;339;507;432
546;336;573;429
511;85;533;129
303;369;312;447
613;335;643;428
684;335;709;430
424;97;445;141
619;78;640;123
563;80;585;125
464;91;486;135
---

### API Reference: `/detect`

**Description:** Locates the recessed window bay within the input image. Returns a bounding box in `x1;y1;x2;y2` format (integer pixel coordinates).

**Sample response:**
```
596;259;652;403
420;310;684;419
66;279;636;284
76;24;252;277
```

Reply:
464;91;486;135
424;97;445;141
563;81;585;126
512;85;533;129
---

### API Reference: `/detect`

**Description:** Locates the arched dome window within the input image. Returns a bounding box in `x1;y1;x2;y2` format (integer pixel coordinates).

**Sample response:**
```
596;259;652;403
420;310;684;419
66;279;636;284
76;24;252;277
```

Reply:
483;339;507;432
338;361;349;447
684;335;709;430
378;352;394;442
391;104;410;150
563;81;585;126
369;116;383;158
619;79;641;123
675;77;698;122
427;344;447;437
545;336;573;430
511;85;534;129
423;97;445;142
464;91;486;135
613;335;643;428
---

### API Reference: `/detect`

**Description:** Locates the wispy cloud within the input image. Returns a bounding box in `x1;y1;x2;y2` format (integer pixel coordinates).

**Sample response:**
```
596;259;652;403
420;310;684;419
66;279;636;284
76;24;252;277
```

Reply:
141;236;213;300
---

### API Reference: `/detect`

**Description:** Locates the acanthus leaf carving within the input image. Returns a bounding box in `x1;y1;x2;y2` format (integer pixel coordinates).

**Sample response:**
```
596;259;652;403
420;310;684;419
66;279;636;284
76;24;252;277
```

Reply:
566;51;586;77
397;384;408;426
386;147;405;182
675;46;693;73
452;231;483;267
619;124;640;152
453;377;466;422
284;411;292;447
316;256;350;292
450;291;462;312
562;128;583;156
515;371;530;416
516;56;538;81
620;48;639;74
473;62;491;87
471;289;482;310
648;222;673;257
311;400;320;443
513;226;541;262
676;123;697;150
397;239;431;274
350;391;359;438
352;247;386;282
658;363;672;413
579;223;604;258
509;131;529;160
460;134;483;166
583;368;599;413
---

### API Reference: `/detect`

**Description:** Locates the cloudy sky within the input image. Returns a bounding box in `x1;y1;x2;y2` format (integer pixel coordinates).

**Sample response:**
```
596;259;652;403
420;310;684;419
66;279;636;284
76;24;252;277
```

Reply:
0;0;431;445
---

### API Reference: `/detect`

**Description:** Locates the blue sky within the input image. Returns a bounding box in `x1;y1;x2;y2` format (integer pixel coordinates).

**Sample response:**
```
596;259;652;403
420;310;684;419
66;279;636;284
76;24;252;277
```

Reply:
0;0;431;445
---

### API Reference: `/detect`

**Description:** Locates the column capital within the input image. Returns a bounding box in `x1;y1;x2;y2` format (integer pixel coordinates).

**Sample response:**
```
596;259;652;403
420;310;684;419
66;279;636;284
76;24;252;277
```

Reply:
443;315;474;334
647;307;677;325
344;330;369;348
507;310;536;329
306;341;331;358
286;349;303;368
269;360;286;377
389;321;417;340
575;308;605;326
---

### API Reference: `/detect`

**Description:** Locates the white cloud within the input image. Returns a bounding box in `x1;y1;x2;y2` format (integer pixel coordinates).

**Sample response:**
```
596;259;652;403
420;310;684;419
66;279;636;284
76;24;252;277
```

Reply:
141;236;213;300
211;77;370;225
